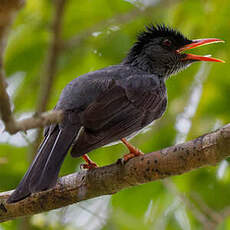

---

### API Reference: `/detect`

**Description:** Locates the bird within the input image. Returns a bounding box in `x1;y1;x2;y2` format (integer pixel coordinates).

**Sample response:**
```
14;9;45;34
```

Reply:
7;24;224;203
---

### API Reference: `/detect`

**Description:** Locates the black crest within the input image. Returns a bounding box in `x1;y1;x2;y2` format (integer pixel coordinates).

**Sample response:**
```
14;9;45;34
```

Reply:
138;24;189;44
128;24;191;58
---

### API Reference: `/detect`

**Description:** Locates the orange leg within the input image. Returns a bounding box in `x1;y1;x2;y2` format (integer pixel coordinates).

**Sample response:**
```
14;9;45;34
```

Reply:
121;138;144;162
81;154;98;169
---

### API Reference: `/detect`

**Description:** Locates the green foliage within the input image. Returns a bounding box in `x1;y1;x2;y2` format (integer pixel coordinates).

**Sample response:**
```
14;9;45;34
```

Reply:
1;0;230;229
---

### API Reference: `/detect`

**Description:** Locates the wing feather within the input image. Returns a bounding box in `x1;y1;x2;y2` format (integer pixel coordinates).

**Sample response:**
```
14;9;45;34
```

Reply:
71;75;167;157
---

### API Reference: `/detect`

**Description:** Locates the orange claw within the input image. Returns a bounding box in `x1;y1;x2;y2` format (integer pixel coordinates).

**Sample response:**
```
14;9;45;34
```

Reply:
81;154;98;169
121;138;143;162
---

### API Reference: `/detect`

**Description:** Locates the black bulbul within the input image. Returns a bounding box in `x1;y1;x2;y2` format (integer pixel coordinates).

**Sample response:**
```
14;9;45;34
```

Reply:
7;24;224;203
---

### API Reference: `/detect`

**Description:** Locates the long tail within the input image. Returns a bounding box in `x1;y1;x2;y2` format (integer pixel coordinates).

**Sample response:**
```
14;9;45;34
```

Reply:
7;124;79;203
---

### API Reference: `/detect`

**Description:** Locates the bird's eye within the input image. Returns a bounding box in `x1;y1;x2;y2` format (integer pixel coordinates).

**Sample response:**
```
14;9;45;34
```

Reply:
162;39;172;47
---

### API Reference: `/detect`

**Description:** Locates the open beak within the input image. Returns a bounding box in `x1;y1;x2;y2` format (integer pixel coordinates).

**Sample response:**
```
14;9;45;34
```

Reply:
177;38;225;63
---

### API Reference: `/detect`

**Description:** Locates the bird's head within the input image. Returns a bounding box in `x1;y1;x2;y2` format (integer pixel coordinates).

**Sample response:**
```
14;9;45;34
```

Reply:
124;24;224;77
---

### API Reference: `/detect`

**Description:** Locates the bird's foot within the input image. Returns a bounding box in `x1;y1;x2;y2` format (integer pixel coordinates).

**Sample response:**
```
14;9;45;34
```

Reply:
121;138;144;162
80;154;98;170
80;162;98;170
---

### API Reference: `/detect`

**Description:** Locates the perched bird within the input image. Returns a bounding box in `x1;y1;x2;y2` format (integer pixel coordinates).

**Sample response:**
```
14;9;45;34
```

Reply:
7;24;224;203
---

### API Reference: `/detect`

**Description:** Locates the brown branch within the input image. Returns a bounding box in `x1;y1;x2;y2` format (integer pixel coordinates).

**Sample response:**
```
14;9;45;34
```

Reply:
0;0;177;135
190;192;223;224
36;0;67;113
0;110;63;135
0;124;229;222
0;0;65;135
163;179;216;230
0;0;25;133
220;206;230;219
3;110;63;134
31;0;67;154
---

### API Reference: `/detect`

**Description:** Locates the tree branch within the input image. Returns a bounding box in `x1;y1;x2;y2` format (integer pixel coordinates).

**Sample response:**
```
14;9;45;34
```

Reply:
0;0;65;135
0;124;230;222
31;0;67;154
163;179;216;230
2;110;63;134
36;0;67;113
0;0;177;134
0;0;25;133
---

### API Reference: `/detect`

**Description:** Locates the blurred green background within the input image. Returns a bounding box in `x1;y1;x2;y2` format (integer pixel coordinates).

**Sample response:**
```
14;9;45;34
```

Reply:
0;0;230;229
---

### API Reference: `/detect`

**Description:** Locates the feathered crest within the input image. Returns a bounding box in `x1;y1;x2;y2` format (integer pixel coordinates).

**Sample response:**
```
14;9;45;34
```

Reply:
126;24;191;60
137;24;190;45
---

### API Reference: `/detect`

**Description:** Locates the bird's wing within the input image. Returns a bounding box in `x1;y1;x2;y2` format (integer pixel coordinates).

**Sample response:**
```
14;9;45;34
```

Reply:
71;75;167;156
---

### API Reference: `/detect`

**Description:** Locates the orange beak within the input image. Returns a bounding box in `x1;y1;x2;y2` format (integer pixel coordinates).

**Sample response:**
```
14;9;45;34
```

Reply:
177;38;225;63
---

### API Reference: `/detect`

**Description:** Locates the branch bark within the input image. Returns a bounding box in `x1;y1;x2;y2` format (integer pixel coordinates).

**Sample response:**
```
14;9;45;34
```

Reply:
0;0;25;133
2;110;63;134
36;0;67;113
0;124;230;222
31;0;67;154
0;0;65;135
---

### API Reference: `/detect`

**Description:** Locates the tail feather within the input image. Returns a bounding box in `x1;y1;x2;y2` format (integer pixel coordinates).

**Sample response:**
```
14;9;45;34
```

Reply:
7;124;79;203
31;128;77;192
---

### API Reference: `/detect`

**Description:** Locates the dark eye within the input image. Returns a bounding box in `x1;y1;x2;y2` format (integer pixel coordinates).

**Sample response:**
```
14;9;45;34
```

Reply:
162;39;172;47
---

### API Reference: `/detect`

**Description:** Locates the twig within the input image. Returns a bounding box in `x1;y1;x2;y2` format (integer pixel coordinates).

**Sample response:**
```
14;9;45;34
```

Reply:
0;123;230;222
0;0;177;135
190;192;223;224
31;0;68;154
0;1;64;135
162;179;216;230
0;1;25;133
36;0;67;113
3;110;63;134
220;206;230;219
